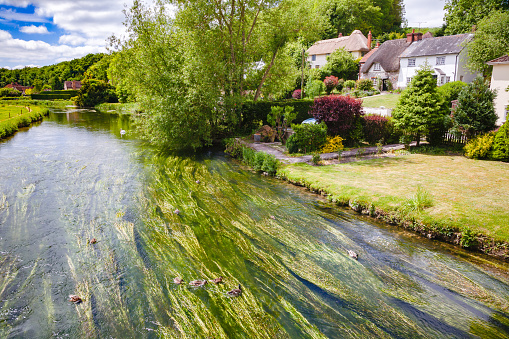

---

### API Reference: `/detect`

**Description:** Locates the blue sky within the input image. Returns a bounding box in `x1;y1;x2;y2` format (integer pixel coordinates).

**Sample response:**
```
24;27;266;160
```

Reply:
0;0;446;69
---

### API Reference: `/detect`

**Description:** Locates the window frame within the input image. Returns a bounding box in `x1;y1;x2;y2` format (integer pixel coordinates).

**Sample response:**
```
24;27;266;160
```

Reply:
373;63;381;71
436;56;445;65
407;58;416;67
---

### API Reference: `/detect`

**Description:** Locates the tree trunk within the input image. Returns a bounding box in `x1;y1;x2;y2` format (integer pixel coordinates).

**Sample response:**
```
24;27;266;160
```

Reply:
416;132;421;147
253;47;279;101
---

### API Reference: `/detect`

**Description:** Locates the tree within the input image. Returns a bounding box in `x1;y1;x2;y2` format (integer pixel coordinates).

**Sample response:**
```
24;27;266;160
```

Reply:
444;0;508;35
392;65;448;146
74;79;117;107
466;10;509;77
453;76;497;137
321;48;358;81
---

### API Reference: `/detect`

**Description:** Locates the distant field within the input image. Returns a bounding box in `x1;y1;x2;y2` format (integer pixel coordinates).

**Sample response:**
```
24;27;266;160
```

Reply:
0;105;33;122
361;93;400;109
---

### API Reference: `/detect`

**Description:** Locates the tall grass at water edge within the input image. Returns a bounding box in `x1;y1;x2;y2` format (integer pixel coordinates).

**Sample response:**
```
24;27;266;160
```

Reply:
0;107;49;140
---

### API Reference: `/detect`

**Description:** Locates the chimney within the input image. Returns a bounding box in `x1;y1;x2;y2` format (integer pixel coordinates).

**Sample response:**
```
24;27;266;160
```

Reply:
376;41;380;47
406;29;423;43
338;32;343;38
367;31;372;50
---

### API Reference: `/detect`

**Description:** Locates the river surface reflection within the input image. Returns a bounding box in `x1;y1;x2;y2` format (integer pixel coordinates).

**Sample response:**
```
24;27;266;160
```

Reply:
1;108;509;338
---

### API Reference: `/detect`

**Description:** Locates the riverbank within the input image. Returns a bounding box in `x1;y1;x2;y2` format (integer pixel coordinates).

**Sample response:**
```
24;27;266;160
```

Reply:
238;140;509;260
0;103;50;140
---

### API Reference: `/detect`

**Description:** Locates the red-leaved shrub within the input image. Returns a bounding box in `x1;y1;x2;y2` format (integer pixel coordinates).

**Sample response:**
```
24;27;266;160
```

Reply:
292;89;301;99
363;115;389;144
323;76;339;95
309;95;363;137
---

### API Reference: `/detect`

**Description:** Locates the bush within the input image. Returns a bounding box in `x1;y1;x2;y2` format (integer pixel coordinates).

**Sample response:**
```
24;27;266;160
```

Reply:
309;95;364;142
344;80;356;90
286;122;327;154
0;88;21;98
321;48;359;81
323;76;339;95
306;80;324;98
492;122;509;161
241;148;278;175
363;115;390;144
74;79;118;107
464;132;495;159
311;153;321;165
336;79;344;92
357;79;374;91
292;89;301;99
437;81;466;107
320;135;344;153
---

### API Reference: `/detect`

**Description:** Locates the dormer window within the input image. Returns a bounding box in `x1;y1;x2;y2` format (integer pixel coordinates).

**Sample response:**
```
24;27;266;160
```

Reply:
373;63;381;71
408;59;416;67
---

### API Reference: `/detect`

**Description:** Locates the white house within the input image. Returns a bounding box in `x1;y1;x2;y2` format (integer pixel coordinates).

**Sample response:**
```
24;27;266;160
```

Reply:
487;55;509;125
397;34;476;88
306;30;371;69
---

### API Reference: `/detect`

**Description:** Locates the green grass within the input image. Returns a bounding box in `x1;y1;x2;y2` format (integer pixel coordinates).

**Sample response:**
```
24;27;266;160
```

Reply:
278;154;509;242
361;93;400;109
0;104;49;139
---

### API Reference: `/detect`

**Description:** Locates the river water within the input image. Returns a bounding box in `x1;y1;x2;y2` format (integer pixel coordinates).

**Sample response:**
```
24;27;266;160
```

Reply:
1;109;509;338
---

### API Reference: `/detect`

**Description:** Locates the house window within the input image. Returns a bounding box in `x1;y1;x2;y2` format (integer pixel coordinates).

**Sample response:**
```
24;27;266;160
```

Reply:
373;63;381;71
446;76;451;83
311;55;316;61
406;77;412;84
436;56;445;65
408;59;416;67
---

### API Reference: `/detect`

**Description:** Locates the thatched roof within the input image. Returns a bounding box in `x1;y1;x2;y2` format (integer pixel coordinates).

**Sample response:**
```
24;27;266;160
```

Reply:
307;30;369;55
360;39;411;73
400;34;472;58
487;55;509;65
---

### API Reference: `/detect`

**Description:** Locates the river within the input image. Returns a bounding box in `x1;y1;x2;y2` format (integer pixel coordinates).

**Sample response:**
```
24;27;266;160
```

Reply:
1;108;509;338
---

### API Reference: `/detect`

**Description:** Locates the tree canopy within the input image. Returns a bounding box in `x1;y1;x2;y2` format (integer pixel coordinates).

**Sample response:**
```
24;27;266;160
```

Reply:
444;0;508;35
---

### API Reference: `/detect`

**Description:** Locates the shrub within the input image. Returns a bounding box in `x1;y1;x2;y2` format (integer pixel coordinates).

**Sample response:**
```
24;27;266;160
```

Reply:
309;95;364;141
323;75;339;95
492;122;509;161
267;105;297;144
402;186;434;213
357;79;374;91
437;81;466;107
363;115;390;144
286;122;327;154
0;88;21;98
306;80;324;98
344;80;356;90
336;79;344;92
253;152;265;171
242;147;256;165
320;135;344;153
464;132;495;159
224;138;243;157
261;153;278;175
321;48;359;81
311;153;321;165
74;79;118;107
292;89;301;99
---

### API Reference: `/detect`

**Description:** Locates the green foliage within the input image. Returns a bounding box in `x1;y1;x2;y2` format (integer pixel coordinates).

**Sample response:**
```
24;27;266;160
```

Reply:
74;79;117;107
224;138;244;158
453;76;497;135
392;65;448;145
356;78;373;91
491;122;509;161
31;90;79;100
466;10;509;76
306;80;325;98
287;122;327;153
311;153;321;165
267;106;297;143
460;228;477;248
0;107;48;140
321;48;358;81
0;88;21;98
463;132;495;159
444;0;508;35
437;81;467;106
344;80;356;90
402;186;434;213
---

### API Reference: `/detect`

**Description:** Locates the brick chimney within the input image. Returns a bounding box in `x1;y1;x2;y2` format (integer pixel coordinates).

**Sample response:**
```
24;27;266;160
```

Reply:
367;31;372;50
406;29;423;43
338;32;343;38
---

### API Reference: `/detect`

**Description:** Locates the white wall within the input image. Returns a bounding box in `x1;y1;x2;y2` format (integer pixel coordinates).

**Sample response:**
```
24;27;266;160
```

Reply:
307;54;328;69
490;63;509;126
397;53;476;88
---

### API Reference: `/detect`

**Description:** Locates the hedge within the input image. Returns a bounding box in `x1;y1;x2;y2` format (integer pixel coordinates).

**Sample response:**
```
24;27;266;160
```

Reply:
240;99;314;130
31;90;78;100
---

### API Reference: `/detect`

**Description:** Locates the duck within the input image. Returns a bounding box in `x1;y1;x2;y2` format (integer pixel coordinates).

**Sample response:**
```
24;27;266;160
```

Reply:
210;276;223;284
90;238;97;244
196;180;200;184
347;250;358;260
227;284;242;297
174;209;180;215
269;215;276;220
174;277;184;284
69;295;82;304
189;280;207;287
120;129;126;137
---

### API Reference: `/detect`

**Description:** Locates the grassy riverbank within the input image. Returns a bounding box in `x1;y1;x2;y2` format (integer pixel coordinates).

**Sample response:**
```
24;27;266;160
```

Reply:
278;154;509;256
0;103;50;139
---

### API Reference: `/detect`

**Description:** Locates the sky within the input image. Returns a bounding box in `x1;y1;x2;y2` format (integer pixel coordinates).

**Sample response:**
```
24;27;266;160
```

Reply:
0;0;446;70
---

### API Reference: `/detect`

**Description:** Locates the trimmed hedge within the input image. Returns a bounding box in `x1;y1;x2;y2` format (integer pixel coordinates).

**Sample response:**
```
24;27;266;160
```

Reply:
31;93;75;100
240;99;314;131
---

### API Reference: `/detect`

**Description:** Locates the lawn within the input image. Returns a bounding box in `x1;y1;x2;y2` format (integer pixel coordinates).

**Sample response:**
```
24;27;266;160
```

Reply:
0;105;32;121
279;154;509;242
361;93;400;109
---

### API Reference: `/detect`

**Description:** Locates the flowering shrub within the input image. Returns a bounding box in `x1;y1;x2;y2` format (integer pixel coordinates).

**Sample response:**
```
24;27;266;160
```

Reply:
320;135;344;153
344;80;356;90
309;95;363;139
464;132;495;159
323;76;339;95
292;89;302;99
363;115;389;144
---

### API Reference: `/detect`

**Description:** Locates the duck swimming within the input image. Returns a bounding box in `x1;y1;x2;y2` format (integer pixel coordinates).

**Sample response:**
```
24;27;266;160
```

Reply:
90;238;97;244
347;250;358;260
174;277;184;284
210;276;223;284
69;295;82;303
189;280;207;287
227;284;242;297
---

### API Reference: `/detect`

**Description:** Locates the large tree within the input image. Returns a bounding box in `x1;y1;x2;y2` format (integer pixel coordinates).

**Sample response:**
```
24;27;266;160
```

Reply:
392;65;448;146
466;10;509;77
443;0;509;35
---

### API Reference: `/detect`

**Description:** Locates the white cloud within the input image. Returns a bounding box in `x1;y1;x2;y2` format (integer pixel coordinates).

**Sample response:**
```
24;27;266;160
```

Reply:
0;0;30;7
58;34;87;46
20;24;49;34
0;8;49;23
